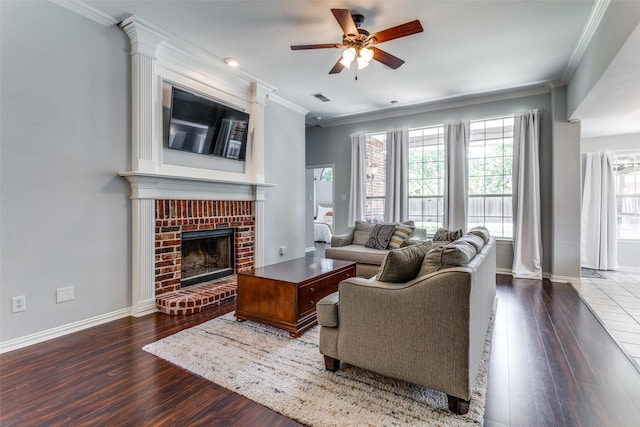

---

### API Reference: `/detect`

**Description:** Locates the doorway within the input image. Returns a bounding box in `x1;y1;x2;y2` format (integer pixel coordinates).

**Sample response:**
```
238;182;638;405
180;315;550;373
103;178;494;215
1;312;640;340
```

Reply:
306;165;334;248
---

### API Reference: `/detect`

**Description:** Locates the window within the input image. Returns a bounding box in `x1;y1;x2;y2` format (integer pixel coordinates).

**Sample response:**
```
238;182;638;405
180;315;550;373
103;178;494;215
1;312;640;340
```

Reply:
615;153;640;239
407;125;445;234
365;133;386;223
468;117;514;238
319;167;333;182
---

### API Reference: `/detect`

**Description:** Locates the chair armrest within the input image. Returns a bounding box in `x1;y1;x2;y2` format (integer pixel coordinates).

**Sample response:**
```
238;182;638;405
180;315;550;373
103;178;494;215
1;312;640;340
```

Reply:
331;227;355;247
317;292;339;327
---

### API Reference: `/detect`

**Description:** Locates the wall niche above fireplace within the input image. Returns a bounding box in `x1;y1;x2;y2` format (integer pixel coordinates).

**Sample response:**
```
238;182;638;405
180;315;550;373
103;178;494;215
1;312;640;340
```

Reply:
181;228;234;287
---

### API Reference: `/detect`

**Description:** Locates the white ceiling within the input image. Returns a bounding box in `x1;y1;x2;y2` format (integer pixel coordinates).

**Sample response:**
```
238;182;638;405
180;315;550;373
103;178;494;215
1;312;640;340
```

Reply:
80;1;637;135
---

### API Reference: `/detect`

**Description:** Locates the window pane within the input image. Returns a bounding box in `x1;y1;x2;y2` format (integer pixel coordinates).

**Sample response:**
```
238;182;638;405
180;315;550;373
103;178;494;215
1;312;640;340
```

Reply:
365;133;386;222
467;116;514;238
615;153;640;239
407;125;445;231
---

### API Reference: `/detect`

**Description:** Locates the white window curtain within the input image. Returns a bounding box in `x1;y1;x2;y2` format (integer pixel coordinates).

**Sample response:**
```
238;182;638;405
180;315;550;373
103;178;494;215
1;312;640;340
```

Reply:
348;133;367;225
384;127;409;223
512;109;543;279
581;152;618;270
443;121;470;230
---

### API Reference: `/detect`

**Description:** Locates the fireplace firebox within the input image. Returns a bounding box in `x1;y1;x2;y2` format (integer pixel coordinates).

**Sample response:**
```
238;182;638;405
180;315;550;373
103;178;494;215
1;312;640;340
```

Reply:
181;228;234;287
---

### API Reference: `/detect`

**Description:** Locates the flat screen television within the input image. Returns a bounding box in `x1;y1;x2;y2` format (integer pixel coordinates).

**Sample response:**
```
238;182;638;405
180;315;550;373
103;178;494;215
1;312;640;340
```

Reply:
167;87;249;161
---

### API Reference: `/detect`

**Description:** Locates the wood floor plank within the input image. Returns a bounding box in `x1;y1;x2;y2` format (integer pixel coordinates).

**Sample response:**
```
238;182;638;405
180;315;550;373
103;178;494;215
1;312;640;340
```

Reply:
2;276;640;426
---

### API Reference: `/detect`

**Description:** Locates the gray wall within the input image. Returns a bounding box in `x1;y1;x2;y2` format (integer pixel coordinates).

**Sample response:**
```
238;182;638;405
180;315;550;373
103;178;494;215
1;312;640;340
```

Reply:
263;98;306;265
567;2;640;117
551;86;582;278
306;93;554;273
305;168;315;250
1;2;131;342
0;2;308;345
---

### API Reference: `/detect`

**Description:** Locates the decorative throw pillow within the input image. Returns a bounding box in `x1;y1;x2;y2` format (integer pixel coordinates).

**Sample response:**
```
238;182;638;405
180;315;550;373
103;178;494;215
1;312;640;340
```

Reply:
378;241;433;283
365;224;396;249
388;223;416;249
353;221;376;246
468;226;490;243
433;227;464;242
418;240;477;276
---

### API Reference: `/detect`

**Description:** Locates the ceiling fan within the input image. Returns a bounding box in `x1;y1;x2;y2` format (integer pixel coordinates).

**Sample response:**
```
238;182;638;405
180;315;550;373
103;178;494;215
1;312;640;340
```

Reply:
290;9;423;75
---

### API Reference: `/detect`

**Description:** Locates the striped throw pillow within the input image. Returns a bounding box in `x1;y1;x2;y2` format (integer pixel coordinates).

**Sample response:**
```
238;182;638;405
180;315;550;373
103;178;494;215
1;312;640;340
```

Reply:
388;224;415;249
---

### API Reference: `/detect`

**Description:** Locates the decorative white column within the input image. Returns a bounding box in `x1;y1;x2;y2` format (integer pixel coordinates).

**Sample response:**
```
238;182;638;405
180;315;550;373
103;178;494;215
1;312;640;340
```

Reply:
120;17;167;316
254;186;267;268
249;83;272;268
249;82;272;184
120;16;167;172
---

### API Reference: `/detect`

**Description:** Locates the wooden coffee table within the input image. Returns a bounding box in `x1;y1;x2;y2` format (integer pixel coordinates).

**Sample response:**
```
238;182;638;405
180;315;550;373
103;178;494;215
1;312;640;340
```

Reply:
235;257;356;337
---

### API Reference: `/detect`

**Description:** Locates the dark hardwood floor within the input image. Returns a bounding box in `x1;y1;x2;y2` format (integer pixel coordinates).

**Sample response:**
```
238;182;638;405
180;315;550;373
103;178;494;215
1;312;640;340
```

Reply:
2;276;640;426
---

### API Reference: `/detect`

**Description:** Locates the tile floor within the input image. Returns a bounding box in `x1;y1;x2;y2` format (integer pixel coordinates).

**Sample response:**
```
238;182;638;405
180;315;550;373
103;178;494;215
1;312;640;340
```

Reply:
571;267;640;368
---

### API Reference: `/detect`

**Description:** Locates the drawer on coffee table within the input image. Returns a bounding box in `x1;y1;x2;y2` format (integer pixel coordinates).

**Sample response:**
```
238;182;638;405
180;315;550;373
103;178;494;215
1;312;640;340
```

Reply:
298;268;354;315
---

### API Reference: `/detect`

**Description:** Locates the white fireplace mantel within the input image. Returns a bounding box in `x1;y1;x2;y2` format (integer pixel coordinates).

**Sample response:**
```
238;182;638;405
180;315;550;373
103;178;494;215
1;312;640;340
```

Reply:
120;171;275;201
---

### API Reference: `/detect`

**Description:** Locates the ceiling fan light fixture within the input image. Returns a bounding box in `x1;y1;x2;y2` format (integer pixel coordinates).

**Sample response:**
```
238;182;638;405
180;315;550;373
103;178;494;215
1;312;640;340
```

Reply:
224;57;239;67
340;47;356;68
356;47;374;69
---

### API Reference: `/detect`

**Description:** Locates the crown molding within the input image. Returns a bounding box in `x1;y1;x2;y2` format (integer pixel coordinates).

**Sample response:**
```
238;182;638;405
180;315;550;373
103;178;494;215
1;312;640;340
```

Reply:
49;0;118;27
120;16;168;58
561;0;611;82
317;83;552;128
267;93;308;115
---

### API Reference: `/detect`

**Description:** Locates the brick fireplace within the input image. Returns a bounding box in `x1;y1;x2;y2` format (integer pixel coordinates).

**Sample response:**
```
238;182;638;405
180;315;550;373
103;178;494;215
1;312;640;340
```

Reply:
154;199;255;314
119;17;271;317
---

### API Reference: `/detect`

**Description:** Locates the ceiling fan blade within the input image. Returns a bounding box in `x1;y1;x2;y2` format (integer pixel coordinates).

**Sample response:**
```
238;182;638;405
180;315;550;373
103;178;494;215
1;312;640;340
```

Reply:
331;8;358;36
369;20;423;44
329;57;345;74
370;47;405;69
291;43;342;50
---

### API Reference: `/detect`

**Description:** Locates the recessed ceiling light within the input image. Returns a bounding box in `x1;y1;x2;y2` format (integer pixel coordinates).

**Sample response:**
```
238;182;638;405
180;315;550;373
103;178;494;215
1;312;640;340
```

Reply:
224;57;239;67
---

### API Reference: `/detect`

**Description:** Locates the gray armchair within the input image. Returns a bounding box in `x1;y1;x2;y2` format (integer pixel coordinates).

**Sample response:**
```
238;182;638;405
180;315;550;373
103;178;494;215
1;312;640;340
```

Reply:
316;238;496;414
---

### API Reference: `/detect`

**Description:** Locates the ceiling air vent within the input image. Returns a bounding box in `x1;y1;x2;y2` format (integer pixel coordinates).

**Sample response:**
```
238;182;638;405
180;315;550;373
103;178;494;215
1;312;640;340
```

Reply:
312;93;331;102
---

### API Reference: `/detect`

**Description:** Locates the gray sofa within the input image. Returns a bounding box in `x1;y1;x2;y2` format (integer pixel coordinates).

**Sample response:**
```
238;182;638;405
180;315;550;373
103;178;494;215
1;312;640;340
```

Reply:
326;221;427;277
317;234;496;414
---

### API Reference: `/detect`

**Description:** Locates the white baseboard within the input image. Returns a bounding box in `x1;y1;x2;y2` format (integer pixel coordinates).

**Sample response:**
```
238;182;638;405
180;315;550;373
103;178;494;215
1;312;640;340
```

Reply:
305;246;316;253
131;299;159;318
0;307;132;354
549;274;580;284
495;268;579;284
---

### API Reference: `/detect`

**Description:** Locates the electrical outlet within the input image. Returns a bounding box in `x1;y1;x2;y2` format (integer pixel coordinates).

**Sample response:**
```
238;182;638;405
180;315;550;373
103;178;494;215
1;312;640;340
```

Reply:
11;296;26;313
56;286;75;303
279;245;288;255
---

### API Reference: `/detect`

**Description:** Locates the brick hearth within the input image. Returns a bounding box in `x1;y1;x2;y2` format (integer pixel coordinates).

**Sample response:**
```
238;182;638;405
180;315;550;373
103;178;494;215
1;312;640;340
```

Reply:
154;200;255;315
156;276;237;315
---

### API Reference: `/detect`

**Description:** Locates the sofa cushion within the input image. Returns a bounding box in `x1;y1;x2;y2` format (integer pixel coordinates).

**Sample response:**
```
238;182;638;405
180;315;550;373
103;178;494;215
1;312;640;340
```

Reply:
419;240;477;276
325;245;389;265
352;221;376;246
377;241;433;283
468;226;490;243
365;224;396;249
458;234;485;252
388;223;415;249
433;227;464;242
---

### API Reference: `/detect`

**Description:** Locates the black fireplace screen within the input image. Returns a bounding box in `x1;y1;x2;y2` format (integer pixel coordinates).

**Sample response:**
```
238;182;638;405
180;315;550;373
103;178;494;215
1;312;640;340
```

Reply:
180;228;234;287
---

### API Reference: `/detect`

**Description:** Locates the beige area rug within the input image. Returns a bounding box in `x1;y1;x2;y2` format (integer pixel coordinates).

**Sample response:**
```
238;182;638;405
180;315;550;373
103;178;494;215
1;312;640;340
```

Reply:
143;305;496;426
